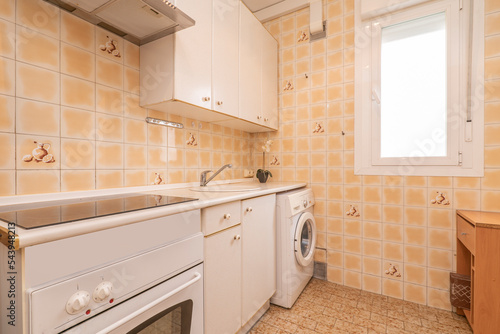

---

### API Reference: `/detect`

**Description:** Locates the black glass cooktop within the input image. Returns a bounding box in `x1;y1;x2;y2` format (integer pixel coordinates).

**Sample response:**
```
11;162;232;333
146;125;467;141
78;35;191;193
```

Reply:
0;194;198;230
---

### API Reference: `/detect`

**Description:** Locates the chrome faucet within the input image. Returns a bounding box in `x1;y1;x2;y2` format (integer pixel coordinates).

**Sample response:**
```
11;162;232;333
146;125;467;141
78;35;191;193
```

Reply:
200;164;232;186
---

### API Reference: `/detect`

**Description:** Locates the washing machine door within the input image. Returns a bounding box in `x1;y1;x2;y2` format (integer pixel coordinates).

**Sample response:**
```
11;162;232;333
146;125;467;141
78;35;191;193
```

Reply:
294;212;316;267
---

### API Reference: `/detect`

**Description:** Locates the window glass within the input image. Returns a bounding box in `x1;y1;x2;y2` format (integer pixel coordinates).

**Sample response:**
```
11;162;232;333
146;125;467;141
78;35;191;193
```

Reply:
380;12;447;158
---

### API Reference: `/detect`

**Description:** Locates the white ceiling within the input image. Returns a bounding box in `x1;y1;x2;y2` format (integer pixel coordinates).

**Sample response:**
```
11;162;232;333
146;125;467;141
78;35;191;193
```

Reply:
242;0;309;22
241;0;286;12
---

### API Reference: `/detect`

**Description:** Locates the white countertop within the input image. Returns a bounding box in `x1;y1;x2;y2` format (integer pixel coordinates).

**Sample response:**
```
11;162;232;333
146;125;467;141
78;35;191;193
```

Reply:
0;180;306;249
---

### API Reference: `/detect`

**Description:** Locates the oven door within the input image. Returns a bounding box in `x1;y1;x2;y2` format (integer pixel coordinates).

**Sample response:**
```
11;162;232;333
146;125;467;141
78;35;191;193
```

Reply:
63;264;203;334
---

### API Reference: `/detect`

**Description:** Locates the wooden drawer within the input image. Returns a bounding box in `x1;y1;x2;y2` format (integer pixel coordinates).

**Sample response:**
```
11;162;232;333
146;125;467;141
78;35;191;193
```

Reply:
202;201;241;236
457;215;475;254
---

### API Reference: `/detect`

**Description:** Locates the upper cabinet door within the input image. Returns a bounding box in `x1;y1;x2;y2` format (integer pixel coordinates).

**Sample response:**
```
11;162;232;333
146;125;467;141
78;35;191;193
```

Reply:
212;0;239;117
239;5;262;124
174;0;213;109
261;28;278;130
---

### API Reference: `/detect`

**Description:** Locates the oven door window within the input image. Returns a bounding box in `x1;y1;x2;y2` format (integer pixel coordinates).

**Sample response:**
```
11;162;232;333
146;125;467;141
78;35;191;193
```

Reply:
129;300;193;334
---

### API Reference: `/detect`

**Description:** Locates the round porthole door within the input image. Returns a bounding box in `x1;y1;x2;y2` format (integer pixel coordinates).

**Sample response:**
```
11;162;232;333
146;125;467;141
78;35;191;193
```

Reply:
294;212;316;267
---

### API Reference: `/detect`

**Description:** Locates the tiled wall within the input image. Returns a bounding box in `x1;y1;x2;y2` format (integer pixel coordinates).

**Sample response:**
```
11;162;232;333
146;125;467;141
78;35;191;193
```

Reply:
256;0;500;310
0;0;252;196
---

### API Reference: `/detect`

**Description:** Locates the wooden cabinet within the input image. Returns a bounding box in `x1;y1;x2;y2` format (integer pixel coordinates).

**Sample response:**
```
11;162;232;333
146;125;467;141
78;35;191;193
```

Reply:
204;224;242;334
456;211;500;334
241;194;276;325
239;5;278;130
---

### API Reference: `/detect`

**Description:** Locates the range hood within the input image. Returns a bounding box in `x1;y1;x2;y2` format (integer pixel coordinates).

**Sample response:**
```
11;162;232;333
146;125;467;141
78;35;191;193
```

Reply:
44;0;195;45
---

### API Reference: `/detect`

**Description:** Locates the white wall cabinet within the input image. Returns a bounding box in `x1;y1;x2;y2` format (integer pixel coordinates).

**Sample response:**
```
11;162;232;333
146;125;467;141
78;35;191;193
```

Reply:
204;224;242;334
239;5;278;130
202;195;276;333
241;194;276;325
140;1;278;132
212;0;240;117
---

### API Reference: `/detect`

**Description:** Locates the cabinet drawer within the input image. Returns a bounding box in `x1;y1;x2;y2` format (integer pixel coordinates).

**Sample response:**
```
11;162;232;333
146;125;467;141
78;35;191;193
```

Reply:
457;216;475;254
202;201;241;236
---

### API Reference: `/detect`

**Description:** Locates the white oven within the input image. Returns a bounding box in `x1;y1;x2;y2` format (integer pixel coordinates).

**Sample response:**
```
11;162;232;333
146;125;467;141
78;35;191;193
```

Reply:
22;210;204;334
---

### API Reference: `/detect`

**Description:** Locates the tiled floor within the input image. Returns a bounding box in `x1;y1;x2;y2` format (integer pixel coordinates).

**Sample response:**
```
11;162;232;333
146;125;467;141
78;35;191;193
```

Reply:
251;279;472;334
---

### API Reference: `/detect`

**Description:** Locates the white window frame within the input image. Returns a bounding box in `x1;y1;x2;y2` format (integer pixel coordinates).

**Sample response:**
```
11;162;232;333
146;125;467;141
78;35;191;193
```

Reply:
354;0;484;176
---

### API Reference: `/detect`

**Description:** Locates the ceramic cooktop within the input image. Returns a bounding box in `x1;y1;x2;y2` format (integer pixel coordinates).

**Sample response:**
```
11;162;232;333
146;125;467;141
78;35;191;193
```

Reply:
0;194;198;229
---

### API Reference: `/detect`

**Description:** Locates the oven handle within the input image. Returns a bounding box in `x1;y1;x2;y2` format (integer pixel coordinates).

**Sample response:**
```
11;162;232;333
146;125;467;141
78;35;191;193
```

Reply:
95;272;202;334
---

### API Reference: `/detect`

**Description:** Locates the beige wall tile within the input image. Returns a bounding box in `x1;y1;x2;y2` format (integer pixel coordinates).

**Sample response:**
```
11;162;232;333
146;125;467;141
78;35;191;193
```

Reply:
61;43;95;81
124;145;147;169
124;170;147;186
61;170;95;192
327;266;343;284
482;190;500;211
404;188;427;207
96;56;123;90
124;67;140;94
61;107;95;140
96;113;123;142
96;142;123;169
383;279;403;299
0;19;15;58
404;283;426;305
404;245;426;266
344;253;361;271
60;139;95;169
362;275;381;294
17;27;59;71
454;189;480;210
383;224;403;243
1;57;15;96
428;249;452;270
124;94;146;119
404;207;427;226
96;170;123;189
124;118;146;144
344;270;361;289
123;41;139;69
0;170;15;195
404;226;426;246
344;236;361;253
485;0;500;13
96;28;123;64
363;257;381;276
0;0;15;22
485;147;500;167
383;205;403;224
61;11;94;51
0;95;14;132
0;133;15;169
428;209;451;229
17;170;60;194
364;240;381;258
16;0;59;38
485;102;500;124
427;288;451;310
61;75;95;110
486;12;500;36
96;85;123;115
16;99;59;136
427;268;450;290
16;135;59;169
16;63;59;102
404;264;426;285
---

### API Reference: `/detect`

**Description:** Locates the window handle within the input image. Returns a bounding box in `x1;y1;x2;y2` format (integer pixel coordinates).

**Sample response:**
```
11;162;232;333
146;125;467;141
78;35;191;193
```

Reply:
372;89;381;105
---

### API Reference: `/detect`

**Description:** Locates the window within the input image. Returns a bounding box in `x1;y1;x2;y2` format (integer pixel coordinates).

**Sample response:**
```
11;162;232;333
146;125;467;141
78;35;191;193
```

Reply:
354;0;484;176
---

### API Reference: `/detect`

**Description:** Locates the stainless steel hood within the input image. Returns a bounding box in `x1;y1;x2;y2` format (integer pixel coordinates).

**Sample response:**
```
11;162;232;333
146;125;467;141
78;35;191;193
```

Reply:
44;0;195;45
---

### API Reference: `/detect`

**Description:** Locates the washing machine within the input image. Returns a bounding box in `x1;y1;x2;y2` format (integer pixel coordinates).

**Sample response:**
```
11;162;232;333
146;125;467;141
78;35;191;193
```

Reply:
271;188;316;308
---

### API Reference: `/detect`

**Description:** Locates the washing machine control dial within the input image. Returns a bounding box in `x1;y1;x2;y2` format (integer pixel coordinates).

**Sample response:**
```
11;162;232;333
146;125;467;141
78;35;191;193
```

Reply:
66;290;91;314
303;200;308;208
93;281;113;302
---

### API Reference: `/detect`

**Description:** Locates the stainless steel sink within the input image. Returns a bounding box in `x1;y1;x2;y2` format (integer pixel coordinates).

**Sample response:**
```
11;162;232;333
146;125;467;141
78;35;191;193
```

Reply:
190;184;261;192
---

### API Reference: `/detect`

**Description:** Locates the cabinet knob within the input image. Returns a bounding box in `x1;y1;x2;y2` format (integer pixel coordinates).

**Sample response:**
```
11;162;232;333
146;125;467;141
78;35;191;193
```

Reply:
246;207;253;212
224;213;231;220
216;101;223;106
202;97;211;102
264;118;269;122
234;235;241;240
257;116;262;120
461;232;468;236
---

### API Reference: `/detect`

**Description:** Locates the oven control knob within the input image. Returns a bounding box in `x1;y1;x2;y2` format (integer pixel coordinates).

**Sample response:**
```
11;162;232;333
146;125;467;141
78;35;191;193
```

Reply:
66;291;91;314
93;281;113;303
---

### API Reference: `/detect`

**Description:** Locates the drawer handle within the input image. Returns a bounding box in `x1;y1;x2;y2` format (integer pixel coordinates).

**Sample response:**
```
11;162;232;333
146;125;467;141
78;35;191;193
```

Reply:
246;207;253;213
234;235;241;240
224;213;231;220
461;232;468;236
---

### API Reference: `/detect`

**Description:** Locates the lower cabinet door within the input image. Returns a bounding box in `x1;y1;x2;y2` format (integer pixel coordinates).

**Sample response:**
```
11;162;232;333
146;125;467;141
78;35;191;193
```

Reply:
241;194;277;324
204;225;242;334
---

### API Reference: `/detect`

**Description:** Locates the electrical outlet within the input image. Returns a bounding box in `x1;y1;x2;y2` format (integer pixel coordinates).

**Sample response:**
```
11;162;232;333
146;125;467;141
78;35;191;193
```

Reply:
243;169;255;178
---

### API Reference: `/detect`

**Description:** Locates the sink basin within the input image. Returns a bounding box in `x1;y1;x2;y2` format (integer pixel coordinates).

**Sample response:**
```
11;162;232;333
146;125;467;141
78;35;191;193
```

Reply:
190;184;261;192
